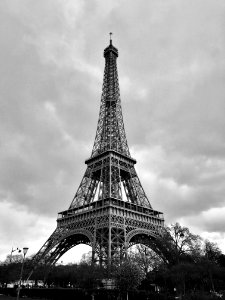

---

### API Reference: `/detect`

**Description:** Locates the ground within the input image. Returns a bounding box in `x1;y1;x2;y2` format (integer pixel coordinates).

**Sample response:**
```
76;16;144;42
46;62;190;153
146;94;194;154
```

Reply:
0;295;38;300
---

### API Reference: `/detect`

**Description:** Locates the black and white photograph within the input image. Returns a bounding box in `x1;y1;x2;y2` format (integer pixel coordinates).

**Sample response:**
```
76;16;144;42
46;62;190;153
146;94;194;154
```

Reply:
0;1;225;299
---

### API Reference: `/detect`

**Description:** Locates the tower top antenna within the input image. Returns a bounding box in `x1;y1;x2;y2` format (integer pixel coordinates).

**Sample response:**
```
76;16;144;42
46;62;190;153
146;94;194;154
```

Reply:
109;32;113;45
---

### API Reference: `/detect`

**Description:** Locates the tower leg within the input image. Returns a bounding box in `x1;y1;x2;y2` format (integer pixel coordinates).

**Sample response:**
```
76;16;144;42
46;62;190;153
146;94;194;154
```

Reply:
125;242;128;260
98;244;103;267
108;219;112;275
92;246;95;265
92;224;96;265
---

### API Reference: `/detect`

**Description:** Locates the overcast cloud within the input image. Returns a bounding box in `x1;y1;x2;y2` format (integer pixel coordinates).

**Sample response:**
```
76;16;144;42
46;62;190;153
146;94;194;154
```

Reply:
0;0;225;262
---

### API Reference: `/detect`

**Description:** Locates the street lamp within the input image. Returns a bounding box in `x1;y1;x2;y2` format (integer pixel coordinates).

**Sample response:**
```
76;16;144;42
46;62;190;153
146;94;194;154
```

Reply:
10;247;21;263
16;247;29;300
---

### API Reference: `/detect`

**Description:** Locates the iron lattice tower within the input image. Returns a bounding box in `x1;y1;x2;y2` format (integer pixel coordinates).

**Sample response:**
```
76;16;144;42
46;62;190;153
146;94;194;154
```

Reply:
30;38;164;271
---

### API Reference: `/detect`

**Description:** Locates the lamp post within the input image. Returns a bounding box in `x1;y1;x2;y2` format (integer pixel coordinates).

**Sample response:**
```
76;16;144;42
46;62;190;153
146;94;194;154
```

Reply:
16;247;28;300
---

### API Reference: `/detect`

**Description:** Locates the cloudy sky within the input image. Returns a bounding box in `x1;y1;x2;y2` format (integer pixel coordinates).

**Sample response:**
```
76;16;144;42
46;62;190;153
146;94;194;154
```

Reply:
0;0;225;263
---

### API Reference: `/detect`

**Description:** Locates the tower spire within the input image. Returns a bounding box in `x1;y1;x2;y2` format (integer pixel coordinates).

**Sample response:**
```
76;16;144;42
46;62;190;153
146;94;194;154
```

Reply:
91;38;130;158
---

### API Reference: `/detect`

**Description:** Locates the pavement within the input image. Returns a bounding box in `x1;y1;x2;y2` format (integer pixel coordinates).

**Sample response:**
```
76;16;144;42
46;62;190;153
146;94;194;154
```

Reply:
0;295;39;300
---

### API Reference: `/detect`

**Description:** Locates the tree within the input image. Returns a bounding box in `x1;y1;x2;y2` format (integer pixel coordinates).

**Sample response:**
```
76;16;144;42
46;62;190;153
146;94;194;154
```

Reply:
114;260;143;294
0;262;21;285
143;224;225;297
202;240;223;292
76;261;105;289
128;244;162;277
148;223;202;266
5;254;23;264
204;240;221;263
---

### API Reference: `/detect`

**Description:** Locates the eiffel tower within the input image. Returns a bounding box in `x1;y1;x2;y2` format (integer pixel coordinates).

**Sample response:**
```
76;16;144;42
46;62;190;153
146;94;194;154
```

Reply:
30;36;164;272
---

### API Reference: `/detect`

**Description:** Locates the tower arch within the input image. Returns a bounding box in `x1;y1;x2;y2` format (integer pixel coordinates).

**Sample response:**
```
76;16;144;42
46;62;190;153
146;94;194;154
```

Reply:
126;229;159;245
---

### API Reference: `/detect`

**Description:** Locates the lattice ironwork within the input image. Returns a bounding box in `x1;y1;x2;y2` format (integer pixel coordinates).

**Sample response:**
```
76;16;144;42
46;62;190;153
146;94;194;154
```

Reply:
91;41;130;158
28;38;164;278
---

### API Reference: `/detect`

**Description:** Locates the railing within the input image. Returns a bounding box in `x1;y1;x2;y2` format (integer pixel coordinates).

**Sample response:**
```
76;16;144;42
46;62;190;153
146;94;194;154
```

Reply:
57;198;164;221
